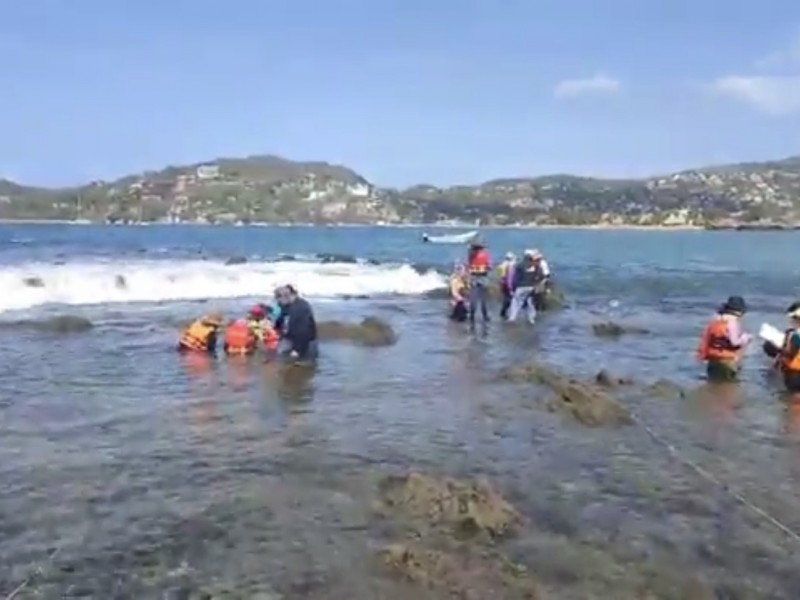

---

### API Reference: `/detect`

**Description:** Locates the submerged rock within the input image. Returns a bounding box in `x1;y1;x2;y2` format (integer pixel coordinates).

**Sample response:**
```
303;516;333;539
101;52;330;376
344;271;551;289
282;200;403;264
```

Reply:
595;369;634;388
317;317;397;347
645;379;686;399
224;255;248;265
378;542;542;599
317;252;358;264
376;471;521;539
0;315;95;334
592;321;651;337
499;362;632;427
22;276;45;288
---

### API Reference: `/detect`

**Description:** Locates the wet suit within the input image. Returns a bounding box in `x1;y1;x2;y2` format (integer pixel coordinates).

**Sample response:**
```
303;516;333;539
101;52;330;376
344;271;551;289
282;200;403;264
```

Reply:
282;297;319;361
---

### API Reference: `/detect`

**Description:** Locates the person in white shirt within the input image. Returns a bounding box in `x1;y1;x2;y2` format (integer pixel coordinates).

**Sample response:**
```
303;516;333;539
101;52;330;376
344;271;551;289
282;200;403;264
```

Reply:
528;249;551;312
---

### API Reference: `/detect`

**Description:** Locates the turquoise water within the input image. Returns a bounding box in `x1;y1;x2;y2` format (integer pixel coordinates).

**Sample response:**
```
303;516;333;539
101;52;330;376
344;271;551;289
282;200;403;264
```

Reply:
1;224;799;598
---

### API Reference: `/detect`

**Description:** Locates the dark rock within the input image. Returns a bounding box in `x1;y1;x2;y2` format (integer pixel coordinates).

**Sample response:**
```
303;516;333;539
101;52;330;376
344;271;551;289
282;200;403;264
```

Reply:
22;276;45;288
317;253;358;264
595;369;634;387
592;321;651;337
0;315;94;334
317;316;397;346
114;274;127;289
224;255;247;265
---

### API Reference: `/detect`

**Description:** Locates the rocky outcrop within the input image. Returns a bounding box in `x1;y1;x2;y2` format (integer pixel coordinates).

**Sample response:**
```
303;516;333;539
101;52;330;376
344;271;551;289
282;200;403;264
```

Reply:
316;317;398;346
499;362;632;427
592;321;651;337
376;472;521;539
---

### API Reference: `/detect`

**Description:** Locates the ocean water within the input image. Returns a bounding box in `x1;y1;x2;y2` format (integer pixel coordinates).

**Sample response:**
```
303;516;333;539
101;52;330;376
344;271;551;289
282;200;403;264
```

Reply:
1;224;799;599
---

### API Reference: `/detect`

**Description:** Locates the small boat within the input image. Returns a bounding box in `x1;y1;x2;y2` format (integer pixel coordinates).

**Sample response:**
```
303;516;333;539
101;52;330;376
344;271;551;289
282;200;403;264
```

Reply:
422;230;479;244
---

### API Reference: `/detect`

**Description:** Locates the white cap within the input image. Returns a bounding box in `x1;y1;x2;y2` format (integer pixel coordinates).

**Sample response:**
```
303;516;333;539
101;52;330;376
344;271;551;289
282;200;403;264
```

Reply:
505;252;515;260
524;248;542;259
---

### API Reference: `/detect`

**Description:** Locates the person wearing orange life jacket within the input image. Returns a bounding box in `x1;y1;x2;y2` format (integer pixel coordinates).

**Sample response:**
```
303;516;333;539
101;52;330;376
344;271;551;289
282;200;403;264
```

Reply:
177;311;224;354
696;296;752;382
223;316;258;356
466;240;491;324
248;304;281;354
778;302;800;394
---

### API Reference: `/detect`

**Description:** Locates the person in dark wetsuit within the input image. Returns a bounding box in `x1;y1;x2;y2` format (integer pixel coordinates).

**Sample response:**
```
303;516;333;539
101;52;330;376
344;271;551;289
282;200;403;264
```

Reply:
277;285;318;361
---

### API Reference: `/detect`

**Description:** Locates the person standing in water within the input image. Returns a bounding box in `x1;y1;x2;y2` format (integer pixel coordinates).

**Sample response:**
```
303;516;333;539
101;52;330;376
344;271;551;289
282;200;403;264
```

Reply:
696;296;751;382
448;264;469;322
528;249;552;312
497;252;516;320
277;285;319;361
778;302;800;394
466;240;491;324
507;250;540;324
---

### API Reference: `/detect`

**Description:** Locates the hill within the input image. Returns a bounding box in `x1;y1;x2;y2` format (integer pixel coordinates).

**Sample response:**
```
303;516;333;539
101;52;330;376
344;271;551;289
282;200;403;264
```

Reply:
2;154;800;227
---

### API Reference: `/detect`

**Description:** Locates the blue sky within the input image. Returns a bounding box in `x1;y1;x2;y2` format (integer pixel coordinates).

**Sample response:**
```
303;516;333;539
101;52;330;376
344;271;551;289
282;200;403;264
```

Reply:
2;0;800;187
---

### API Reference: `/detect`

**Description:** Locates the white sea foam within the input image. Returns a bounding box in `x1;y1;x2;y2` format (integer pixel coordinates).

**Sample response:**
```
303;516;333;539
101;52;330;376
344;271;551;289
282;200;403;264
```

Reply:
1;259;446;313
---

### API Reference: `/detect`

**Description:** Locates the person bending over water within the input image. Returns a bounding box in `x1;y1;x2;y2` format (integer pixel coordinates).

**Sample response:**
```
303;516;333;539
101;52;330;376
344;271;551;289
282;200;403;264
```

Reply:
448;264;469;322
277;285;319;361
696;296;751;382
178;312;224;354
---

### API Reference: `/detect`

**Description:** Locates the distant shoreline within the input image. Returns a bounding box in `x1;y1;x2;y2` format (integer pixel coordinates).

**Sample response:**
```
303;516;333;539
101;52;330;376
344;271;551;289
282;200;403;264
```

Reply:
0;219;793;232
0;219;704;230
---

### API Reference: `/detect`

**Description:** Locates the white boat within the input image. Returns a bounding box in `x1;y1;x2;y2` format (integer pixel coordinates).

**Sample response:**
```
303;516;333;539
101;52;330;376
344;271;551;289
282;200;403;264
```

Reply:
422;230;479;244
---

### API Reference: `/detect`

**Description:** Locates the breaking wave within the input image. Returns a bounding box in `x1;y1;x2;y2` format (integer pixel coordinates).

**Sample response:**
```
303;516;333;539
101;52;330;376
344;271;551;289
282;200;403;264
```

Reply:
1;258;446;313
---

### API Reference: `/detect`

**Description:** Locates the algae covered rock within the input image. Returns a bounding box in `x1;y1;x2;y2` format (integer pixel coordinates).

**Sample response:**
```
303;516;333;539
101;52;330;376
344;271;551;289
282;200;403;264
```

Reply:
317;316;398;347
377;471;521;539
592;321;651;338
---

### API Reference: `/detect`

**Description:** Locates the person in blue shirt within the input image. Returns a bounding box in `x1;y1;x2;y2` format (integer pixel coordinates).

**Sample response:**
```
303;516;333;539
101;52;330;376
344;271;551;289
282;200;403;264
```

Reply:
275;285;318;361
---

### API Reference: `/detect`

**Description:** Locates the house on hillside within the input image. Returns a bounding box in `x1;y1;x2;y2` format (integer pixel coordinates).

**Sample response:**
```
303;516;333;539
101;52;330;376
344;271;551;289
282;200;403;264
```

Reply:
196;165;220;180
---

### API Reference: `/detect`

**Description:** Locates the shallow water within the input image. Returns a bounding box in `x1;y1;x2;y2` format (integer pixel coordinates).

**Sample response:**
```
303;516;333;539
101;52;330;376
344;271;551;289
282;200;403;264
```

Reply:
1;224;800;598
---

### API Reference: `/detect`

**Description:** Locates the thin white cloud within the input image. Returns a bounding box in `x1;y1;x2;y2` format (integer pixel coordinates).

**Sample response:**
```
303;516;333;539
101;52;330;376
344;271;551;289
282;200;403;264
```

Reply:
711;75;800;116
712;33;800;115
553;73;621;99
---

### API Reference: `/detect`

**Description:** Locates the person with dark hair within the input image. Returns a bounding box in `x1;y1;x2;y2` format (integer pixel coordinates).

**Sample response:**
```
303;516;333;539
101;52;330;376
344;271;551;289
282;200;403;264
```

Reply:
696;296;752;382
276;285;318;361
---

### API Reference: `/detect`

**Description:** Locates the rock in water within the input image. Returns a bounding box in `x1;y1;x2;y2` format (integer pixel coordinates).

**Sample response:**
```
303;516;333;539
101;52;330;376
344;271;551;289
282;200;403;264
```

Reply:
114;274;127;289
22;276;45;288
377;471;521;539
317;317;397;346
34;315;94;333
498;361;632;427
224;256;248;265
592;321;651;337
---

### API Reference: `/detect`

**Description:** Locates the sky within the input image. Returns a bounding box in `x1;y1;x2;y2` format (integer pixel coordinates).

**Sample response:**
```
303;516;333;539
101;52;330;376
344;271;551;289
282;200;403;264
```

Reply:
2;0;800;188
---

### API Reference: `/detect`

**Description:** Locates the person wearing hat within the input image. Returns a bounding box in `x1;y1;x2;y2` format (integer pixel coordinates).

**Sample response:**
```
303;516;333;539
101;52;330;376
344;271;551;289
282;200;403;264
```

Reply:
177;311;224;354
528;249;552;312
696;296;752;382
777;302;800;393
466;239;491;324
247;303;281;353
497;252;517;319
508;249;543;324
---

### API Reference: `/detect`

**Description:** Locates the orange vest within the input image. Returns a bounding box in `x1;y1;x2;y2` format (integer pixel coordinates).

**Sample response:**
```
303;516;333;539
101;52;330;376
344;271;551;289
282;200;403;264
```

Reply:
781;330;800;372
224;319;257;355
179;320;216;352
696;317;738;361
468;249;490;275
263;325;279;351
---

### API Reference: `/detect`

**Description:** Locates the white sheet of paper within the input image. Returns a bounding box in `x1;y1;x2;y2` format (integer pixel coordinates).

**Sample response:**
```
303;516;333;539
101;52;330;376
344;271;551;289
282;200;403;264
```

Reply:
759;323;785;348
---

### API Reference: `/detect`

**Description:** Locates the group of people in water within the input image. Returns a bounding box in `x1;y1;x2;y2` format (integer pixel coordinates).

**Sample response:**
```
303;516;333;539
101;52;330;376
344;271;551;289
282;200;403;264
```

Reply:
448;240;552;325
177;284;319;361
697;295;800;395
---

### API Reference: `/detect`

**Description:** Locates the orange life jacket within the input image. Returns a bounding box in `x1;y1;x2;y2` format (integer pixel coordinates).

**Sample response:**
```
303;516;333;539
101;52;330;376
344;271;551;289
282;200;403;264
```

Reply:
224;319;257;355
468;249;490;275
696;317;739;361
781;330;800;372
263;325;279;351
179;320;216;352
